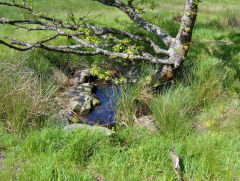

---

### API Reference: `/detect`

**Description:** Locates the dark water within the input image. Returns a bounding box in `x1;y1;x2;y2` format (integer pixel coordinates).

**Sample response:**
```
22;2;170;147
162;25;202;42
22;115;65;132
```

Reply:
85;85;119;126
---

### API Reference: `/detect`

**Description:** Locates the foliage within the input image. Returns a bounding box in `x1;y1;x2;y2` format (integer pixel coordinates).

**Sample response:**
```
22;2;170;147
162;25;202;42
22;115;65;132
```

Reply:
91;59;127;83
91;59;112;80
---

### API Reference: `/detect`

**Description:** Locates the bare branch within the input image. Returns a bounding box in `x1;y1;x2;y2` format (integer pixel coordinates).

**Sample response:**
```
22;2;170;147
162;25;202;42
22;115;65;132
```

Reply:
84;24;169;55
0;39;31;51
0;15;169;56
10;24;57;31
0;1;170;55
96;0;172;47
0;0;200;71
0;33;172;65
0;1;60;23
69;34;172;64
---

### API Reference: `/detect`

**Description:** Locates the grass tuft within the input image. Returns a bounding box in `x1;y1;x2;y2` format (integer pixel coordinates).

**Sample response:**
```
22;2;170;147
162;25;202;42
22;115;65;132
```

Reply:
0;61;57;132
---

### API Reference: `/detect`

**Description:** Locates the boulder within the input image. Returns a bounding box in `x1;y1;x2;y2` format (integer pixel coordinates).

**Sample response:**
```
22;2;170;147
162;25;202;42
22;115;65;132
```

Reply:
66;83;96;97
65;82;100;116
64;124;114;136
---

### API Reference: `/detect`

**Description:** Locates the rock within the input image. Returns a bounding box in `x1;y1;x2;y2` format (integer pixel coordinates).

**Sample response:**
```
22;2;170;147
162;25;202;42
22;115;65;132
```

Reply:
134;115;157;132
65;89;80;97
71;116;103;125
65;82;100;116
64;124;114;136
74;83;96;93
71;69;95;85
66;83;96;98
69;93;100;116
50;110;72;126
60;110;73;121
92;97;100;106
0;153;5;159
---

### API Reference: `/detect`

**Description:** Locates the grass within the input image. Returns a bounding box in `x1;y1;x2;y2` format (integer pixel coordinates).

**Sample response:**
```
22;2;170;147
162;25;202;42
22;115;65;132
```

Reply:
0;60;57;131
1;124;239;180
0;0;240;180
115;79;153;126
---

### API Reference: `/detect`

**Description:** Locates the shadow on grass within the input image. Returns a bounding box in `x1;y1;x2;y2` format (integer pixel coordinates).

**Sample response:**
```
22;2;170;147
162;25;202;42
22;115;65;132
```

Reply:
23;49;101;79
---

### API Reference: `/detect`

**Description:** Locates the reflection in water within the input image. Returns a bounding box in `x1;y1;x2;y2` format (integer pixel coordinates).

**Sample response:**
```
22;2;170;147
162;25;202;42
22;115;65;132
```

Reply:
85;85;119;125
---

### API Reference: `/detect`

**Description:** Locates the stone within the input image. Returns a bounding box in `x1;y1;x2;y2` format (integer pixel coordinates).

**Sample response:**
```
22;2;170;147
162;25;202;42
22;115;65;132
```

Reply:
50;110;72;126
134;115;157;132
92;97;101;106
69;93;100;116
66;82;100;116
64;124;114;136
71;69;95;85
74;83;96;93
65;89;81;97
0;153;5;159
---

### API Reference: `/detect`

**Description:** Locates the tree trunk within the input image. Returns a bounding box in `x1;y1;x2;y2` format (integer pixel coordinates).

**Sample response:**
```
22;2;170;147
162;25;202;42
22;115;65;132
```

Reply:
152;0;199;84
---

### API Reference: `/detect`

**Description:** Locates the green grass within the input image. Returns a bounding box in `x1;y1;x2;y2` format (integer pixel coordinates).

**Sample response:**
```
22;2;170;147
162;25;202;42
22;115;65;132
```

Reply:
1;124;239;180
0;0;240;180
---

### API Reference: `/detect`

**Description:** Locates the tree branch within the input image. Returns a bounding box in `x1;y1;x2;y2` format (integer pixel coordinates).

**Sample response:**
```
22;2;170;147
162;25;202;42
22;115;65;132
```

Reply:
0;39;31;51
177;0;199;44
0;15;169;56
0;32;172;65
0;1;170;55
0;0;200;73
0;1;61;23
96;0;172;47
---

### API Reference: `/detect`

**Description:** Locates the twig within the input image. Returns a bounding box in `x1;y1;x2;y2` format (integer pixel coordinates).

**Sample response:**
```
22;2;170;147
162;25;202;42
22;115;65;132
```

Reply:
169;147;182;181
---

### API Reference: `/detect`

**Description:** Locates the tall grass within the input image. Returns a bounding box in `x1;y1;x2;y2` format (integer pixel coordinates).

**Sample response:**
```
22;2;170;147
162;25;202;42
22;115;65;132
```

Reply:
0;61;57;132
151;57;225;137
115;57;228;137
115;78;153;127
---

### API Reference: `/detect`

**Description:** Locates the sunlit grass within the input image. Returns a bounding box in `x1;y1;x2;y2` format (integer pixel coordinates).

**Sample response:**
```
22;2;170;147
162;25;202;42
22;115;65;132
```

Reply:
1;125;239;180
